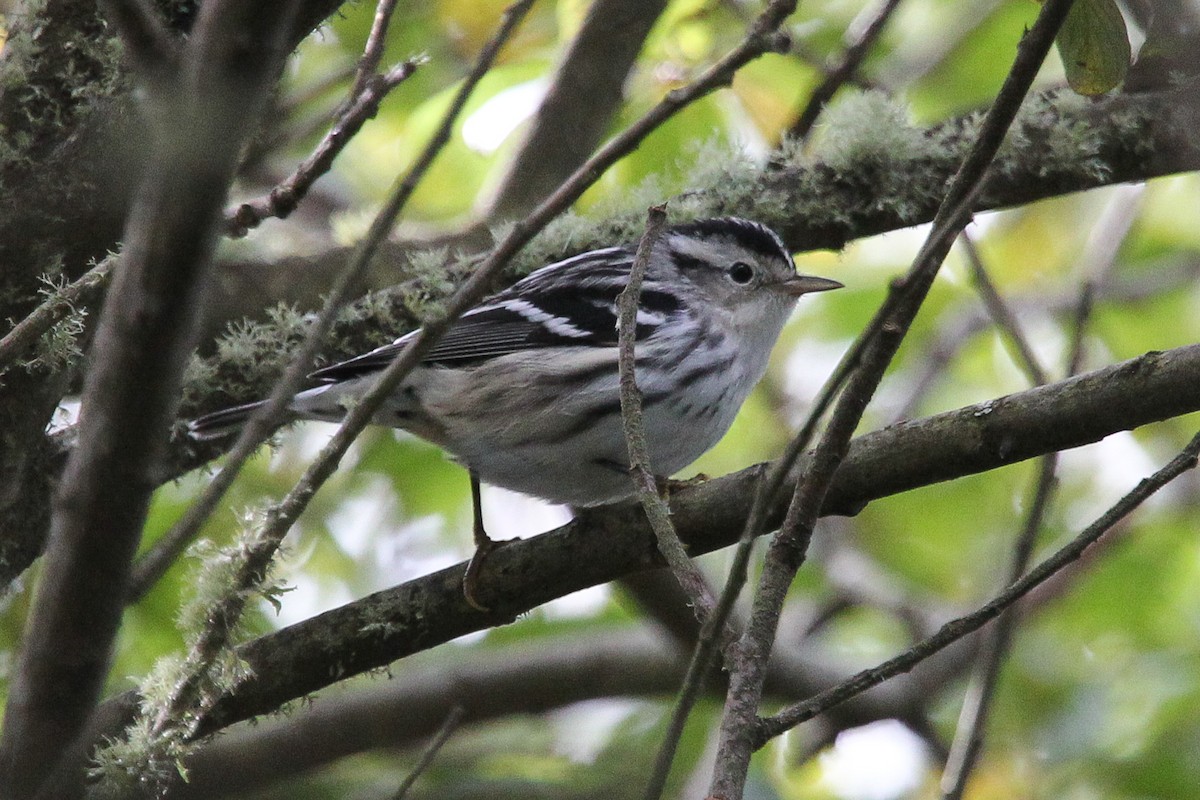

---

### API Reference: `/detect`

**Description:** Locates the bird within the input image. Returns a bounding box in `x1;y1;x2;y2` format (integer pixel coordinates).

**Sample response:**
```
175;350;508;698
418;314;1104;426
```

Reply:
190;216;842;607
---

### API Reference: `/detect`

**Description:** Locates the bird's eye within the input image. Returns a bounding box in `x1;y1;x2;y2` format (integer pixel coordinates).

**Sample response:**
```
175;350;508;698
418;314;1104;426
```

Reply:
728;261;755;285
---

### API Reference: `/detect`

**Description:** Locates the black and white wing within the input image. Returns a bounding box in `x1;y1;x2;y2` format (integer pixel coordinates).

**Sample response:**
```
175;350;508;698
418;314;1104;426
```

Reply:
310;246;682;383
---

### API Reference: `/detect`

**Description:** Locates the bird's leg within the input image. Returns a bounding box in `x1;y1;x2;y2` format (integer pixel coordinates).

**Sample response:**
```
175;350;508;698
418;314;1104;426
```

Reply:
462;469;508;611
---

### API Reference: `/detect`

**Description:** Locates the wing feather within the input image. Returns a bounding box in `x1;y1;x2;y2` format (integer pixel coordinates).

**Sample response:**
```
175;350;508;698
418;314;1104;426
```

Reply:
311;247;681;383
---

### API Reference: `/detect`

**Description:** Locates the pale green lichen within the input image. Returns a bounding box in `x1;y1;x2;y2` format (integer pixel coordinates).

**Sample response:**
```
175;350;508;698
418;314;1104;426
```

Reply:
18;271;86;374
798;91;966;224
89;716;182;799
183;88;1148;423
0;0;126;173
398;245;456;321
801;91;931;173
997;90;1111;182
91;519;276;795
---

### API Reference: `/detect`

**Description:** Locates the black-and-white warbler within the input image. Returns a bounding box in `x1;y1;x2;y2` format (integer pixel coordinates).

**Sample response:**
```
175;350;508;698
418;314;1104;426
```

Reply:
191;217;841;604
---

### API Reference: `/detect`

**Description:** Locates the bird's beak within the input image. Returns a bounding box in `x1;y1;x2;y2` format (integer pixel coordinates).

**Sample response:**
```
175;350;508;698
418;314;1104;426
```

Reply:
779;274;843;297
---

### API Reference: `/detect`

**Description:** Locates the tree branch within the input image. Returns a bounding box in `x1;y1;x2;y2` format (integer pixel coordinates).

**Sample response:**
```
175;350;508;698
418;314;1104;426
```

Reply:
181;81;1200;426
194;77;1200;336
755;429;1200;744
0;255;115;376
0;4;301;796
74;342;1200;751
484;0;669;220
170;625;948;800
709;1;1075;792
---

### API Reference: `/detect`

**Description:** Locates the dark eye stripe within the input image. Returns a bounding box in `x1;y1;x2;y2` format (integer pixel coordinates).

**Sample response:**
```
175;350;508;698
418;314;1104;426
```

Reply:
671;253;707;271
639;288;682;314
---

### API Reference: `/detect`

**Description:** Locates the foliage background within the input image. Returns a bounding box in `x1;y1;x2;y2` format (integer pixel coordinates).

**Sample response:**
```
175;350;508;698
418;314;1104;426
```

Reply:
4;0;1200;798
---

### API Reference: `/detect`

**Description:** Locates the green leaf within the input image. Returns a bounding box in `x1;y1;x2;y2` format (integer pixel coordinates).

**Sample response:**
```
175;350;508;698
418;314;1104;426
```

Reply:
1055;0;1131;95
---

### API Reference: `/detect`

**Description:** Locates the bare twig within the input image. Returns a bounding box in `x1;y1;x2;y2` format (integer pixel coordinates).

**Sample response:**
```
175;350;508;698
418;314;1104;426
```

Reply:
391;706;465;800
74;342;1200;753
352;0;402;100
721;326;861;605
709;2;1079;795
124;5;539;745
788;0;904;140
226;56;424;237
617;206;722;800
0;3;301;797
127;18;488;603
0;255;115;375
618;205;716;618
756;429;1200;744
960;232;1048;384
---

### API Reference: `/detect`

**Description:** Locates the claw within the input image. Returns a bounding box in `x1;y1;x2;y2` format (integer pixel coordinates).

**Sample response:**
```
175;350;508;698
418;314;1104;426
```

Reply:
463;536;506;611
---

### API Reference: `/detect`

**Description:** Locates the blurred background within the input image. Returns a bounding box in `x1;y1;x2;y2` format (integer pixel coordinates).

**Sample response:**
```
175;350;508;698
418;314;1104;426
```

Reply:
7;0;1200;798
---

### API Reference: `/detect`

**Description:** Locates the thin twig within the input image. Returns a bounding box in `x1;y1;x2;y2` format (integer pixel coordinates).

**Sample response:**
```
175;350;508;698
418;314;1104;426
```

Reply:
127;23;481;602
353;0;402;100
618;205;717;619
708;1;1079;795
960;232;1048;385
226;56;424;237
690;311;865;672
788;0;904;140
599;3;814;795
938;232;1053;800
175;0;804;616
618;207;722;800
0;255;115;375
732;325;862;564
128;1;538;741
939;187;1143;796
756;429;1200;744
939;452;1056;799
391;705;465;800
644;0;907;778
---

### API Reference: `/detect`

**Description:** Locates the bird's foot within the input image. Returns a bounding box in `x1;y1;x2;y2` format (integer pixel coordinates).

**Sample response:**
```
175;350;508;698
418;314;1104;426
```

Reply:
462;535;516;612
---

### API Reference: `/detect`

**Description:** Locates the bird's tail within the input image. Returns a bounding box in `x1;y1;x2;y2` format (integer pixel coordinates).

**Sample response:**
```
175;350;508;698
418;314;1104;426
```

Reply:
187;400;269;441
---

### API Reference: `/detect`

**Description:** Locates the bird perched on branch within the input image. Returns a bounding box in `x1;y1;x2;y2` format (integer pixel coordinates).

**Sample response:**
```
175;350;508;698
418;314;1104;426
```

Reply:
191;216;842;607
